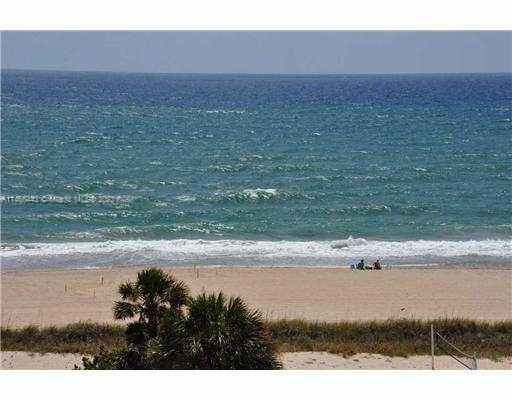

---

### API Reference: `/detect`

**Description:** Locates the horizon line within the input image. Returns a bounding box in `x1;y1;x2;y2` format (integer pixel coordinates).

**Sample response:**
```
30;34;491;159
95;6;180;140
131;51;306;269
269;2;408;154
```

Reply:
2;67;511;76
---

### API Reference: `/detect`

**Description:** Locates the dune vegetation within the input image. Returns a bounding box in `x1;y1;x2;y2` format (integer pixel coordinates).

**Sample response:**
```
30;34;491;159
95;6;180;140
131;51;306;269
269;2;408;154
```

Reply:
2;318;512;361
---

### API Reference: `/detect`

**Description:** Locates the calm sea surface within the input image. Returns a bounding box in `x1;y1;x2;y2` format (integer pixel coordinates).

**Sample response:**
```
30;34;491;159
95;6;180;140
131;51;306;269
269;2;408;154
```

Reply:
1;70;511;269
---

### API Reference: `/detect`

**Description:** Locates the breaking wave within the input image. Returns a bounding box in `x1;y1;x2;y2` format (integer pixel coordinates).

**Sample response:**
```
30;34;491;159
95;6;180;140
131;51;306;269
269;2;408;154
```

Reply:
1;237;510;270
175;189;313;204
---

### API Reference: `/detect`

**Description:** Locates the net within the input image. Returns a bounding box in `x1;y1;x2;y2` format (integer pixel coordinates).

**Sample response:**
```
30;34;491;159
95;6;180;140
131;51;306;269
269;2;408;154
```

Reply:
431;325;478;370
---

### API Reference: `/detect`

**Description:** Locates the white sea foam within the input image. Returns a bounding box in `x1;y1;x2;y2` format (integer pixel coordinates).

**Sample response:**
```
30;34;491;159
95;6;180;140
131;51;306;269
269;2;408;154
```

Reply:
241;188;278;199
200;109;246;114
175;195;197;203
1;238;510;270
331;236;368;248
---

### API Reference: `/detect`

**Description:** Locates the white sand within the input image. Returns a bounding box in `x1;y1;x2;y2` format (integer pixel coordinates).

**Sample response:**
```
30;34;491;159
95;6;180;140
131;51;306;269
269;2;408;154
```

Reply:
2;267;511;327
1;351;510;370
281;352;512;370
1;351;83;370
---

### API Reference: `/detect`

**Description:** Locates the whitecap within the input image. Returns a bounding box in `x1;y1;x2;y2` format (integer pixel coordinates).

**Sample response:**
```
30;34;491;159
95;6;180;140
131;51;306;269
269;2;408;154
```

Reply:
1;238;510;270
175;195;197;203
331;236;368;248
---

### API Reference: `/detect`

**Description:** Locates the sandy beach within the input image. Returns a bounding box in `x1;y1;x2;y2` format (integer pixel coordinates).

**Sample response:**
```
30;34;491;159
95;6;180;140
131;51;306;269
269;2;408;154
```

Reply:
1;267;511;327
1;351;510;370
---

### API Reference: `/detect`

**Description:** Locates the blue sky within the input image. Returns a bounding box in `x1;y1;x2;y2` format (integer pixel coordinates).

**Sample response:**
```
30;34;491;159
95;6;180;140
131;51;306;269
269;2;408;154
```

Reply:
2;31;510;74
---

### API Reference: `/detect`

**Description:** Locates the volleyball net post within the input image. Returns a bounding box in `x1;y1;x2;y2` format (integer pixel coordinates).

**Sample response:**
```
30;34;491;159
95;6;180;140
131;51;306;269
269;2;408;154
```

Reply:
430;324;478;370
431;323;435;370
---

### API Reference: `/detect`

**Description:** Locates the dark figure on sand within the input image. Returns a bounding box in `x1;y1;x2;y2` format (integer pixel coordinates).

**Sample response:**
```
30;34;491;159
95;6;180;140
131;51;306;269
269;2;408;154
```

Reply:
352;259;381;270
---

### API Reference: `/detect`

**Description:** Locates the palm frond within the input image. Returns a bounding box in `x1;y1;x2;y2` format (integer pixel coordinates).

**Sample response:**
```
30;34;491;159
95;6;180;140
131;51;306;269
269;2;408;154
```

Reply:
118;282;139;302
113;301;137;320
165;280;190;308
137;268;172;298
125;321;147;347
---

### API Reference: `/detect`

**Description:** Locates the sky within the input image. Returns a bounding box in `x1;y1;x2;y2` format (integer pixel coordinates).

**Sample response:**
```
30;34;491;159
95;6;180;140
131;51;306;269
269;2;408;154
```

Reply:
1;31;511;74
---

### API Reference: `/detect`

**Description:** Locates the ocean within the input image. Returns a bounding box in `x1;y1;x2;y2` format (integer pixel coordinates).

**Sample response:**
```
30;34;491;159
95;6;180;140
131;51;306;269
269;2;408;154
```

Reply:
1;70;511;269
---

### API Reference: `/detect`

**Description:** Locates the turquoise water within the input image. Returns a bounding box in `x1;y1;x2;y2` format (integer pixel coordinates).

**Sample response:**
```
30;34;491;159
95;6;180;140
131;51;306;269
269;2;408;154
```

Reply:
1;70;511;269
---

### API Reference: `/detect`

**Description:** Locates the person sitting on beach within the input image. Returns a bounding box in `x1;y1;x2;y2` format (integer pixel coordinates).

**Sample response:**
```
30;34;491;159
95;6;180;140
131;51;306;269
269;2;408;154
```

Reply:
373;259;382;270
357;259;365;270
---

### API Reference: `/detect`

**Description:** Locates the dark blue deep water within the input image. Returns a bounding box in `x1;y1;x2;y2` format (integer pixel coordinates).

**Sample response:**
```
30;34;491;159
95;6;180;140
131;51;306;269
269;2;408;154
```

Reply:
1;70;511;269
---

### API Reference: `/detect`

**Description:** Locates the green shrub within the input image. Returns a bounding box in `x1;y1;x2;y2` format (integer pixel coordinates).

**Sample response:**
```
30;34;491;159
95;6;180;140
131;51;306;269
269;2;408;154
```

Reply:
81;268;281;369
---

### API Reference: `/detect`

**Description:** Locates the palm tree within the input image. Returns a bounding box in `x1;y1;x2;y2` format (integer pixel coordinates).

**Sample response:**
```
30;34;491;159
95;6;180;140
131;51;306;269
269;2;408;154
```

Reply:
113;268;189;340
158;292;281;369
84;269;280;369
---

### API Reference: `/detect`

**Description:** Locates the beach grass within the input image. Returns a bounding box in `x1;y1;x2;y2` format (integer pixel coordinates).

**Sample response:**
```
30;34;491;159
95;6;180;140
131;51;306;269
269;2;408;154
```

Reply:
269;318;512;360
2;318;511;359
0;322;126;355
